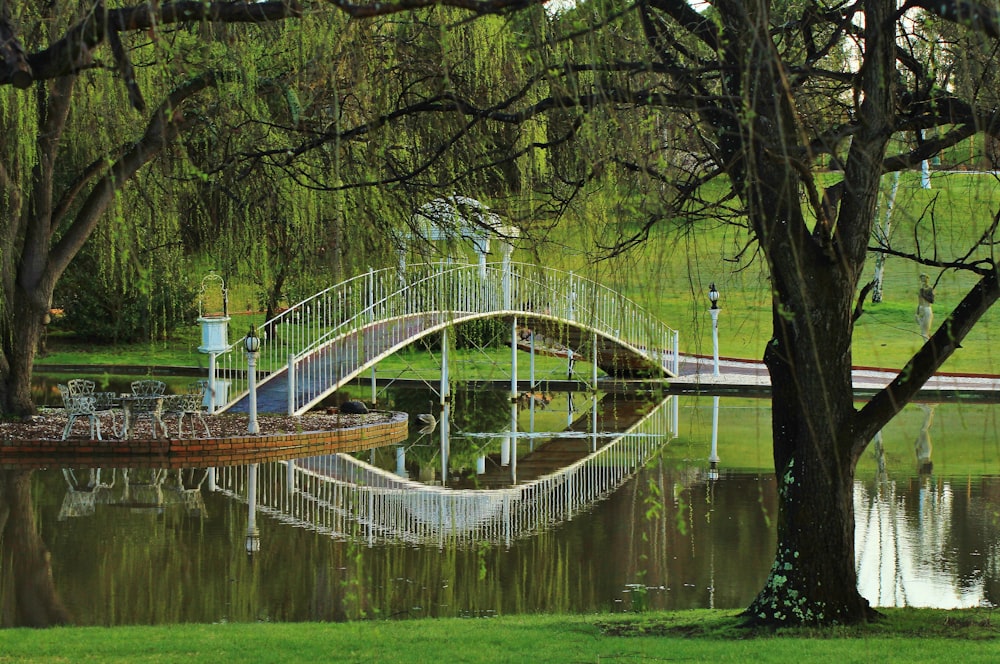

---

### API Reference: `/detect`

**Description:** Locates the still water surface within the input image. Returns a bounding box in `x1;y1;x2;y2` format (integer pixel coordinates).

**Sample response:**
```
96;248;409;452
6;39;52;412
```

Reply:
7;389;1000;625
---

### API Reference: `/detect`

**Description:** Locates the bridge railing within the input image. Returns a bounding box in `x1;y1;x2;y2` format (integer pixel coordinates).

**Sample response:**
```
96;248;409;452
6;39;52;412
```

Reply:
212;396;675;547
211;262;679;414
207;268;400;412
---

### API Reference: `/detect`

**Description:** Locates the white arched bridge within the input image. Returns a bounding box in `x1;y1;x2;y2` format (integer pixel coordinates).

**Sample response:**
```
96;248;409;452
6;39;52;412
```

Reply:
210;262;680;416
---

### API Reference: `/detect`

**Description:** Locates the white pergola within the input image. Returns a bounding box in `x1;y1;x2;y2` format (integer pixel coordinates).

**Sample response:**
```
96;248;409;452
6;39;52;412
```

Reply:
397;196;519;277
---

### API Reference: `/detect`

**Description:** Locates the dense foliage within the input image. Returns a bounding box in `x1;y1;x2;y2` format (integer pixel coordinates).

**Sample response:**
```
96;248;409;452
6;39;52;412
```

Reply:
56;243;197;344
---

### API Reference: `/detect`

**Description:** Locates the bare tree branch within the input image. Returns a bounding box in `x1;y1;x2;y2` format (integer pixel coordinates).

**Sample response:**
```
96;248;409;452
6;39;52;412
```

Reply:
0;2;31;88
908;0;1000;39
2;0;551;87
323;0;548;18
105;11;145;112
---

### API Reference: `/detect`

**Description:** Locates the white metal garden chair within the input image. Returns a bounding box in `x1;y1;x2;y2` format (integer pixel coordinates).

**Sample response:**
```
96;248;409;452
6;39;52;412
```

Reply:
162;381;212;438
68;378;119;434
58;383;102;440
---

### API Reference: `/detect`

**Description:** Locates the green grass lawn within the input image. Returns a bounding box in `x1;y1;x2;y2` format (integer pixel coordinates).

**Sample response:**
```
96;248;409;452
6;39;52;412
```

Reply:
532;171;1000;375
2;610;997;663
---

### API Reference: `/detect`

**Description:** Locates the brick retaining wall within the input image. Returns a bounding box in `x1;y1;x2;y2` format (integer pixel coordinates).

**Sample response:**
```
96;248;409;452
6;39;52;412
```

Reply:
0;411;409;469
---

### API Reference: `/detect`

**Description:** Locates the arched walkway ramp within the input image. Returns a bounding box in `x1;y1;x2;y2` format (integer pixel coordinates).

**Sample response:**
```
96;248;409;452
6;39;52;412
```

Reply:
213;263;679;415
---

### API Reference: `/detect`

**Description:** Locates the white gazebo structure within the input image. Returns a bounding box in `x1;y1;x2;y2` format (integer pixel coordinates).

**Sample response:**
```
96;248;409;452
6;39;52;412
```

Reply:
397;196;520;277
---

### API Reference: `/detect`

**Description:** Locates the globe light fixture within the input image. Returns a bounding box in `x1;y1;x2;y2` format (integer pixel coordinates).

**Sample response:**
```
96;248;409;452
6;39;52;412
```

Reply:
244;325;261;354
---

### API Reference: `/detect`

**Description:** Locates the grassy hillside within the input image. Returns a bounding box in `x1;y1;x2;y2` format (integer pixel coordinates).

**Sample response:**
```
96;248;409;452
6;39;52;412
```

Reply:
36;171;1000;376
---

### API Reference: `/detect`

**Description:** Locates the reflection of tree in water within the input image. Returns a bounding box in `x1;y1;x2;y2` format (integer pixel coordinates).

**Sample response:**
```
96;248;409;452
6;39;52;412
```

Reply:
914;404;934;475
0;470;70;626
856;406;985;608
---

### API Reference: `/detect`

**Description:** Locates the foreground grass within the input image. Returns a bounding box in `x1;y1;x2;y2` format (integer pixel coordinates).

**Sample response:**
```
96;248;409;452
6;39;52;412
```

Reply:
3;610;998;663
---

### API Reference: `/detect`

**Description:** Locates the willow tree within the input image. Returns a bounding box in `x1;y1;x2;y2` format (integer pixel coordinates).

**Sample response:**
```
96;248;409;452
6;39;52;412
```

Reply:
191;8;545;311
0;0;540;628
0;0;540;417
527;0;1000;624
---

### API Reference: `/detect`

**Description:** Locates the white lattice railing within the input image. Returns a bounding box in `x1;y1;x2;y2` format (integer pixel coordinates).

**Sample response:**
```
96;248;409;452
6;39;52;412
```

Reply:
210;262;679;415
213;395;674;547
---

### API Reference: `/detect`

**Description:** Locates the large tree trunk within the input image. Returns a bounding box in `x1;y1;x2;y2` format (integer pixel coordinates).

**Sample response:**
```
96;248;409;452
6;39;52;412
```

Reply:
714;0;897;625
0;292;47;416
745;281;876;623
0;73;217;417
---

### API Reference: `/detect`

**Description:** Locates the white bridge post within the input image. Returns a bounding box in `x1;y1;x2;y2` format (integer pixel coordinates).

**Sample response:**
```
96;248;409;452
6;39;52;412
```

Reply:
287;354;295;415
673;330;680;375
368;268;377;405
511;316;518;400
528;330;536;440
592;332;598;390
502;254;512;310
509;400;518;485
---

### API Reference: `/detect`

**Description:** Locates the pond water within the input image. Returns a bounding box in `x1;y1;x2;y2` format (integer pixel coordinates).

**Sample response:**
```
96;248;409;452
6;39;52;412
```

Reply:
3;387;999;626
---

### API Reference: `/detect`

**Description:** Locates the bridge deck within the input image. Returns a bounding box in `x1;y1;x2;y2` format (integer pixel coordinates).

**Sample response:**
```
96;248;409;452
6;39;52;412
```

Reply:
226;311;675;414
215;263;680;415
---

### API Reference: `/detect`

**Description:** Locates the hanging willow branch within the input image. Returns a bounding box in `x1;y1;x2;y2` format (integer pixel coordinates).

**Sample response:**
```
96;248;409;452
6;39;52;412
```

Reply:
0;0;549;88
105;13;144;112
47;71;222;278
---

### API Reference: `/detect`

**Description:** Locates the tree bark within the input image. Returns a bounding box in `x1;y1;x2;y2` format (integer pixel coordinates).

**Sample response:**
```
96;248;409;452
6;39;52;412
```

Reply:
0;73;218;416
745;284;876;624
700;0;897;624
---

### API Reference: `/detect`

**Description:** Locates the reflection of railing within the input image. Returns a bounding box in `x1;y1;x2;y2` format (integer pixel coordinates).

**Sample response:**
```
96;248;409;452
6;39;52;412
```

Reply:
211;263;680;415
214;396;674;547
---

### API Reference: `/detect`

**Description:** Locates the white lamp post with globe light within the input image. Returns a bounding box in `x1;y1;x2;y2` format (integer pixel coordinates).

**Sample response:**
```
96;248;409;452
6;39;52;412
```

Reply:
707;283;721;476
708;283;720;377
244;325;261;435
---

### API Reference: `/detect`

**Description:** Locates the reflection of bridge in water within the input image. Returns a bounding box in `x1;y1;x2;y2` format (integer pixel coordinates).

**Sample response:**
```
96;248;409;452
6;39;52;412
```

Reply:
213;396;675;547
467;394;657;489
209;263;680;416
